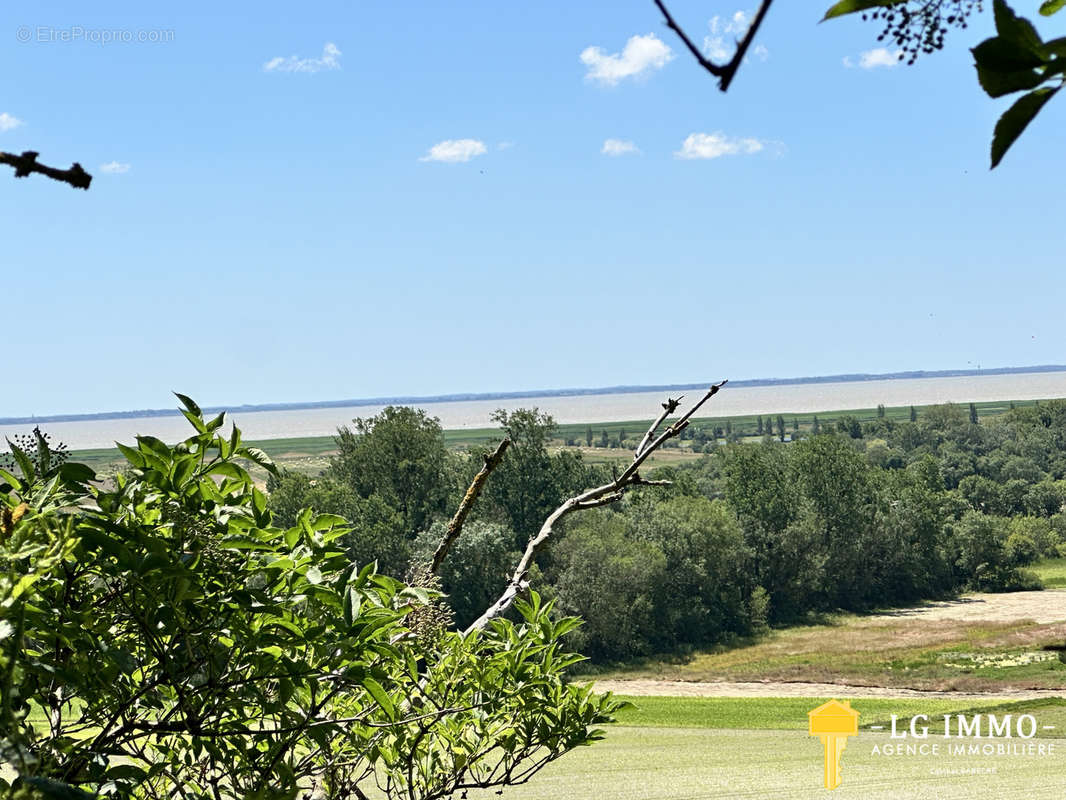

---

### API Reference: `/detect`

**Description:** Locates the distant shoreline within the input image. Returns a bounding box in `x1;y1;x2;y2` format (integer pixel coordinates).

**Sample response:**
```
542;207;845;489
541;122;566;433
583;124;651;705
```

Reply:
5;364;1066;425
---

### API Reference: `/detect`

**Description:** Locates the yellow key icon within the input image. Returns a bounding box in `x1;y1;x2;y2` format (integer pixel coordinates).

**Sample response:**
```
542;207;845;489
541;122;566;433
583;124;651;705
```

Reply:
808;700;859;790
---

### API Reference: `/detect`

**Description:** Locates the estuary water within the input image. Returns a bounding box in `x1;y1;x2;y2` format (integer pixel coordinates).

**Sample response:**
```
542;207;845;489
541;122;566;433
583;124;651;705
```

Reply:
5;371;1066;452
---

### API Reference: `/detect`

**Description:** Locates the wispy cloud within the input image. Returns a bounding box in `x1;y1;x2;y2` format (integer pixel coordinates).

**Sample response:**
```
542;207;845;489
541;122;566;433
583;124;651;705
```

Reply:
0;112;24;133
704;11;768;62
675;132;767;160
601;138;640;157
843;47;902;69
580;33;673;86
419;139;487;163
497;141;515;151
263;42;341;74
99;161;131;174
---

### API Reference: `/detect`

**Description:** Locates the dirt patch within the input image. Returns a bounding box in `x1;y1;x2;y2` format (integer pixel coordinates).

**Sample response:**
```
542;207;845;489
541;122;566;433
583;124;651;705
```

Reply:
592;678;1066;701
864;590;1066;624
589;591;1066;698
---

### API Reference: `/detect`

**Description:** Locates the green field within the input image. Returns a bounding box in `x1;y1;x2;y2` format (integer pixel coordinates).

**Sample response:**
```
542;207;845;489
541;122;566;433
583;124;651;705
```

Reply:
1032;559;1066;590
580;595;1066;692
465;695;1066;800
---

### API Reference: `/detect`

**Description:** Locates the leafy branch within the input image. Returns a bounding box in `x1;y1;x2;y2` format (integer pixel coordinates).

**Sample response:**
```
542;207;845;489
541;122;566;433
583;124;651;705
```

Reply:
823;0;1064;167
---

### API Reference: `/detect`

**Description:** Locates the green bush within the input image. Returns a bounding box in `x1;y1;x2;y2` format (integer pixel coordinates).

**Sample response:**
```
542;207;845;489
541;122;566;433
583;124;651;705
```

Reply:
0;398;623;799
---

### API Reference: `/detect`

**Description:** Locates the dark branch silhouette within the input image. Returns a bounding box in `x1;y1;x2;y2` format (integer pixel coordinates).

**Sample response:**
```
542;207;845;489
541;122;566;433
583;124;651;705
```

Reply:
653;0;775;92
1;150;92;190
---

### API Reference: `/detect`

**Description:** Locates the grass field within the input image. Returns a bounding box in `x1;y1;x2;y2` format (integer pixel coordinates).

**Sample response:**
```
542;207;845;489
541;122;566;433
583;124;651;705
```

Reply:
581;612;1066;692
462;695;1066;800
1032;559;1066;590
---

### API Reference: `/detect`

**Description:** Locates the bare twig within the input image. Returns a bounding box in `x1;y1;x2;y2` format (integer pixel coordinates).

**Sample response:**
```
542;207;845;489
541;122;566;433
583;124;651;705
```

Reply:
430;437;510;575
653;0;775;92
465;381;727;633
635;395;683;458
1;150;92;190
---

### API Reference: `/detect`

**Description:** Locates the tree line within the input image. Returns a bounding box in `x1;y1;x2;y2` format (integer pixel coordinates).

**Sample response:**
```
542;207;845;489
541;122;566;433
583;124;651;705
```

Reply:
266;399;1066;663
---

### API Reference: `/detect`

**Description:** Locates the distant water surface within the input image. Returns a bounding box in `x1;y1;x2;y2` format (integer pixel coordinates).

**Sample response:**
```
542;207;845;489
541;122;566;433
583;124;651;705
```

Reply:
5;372;1066;451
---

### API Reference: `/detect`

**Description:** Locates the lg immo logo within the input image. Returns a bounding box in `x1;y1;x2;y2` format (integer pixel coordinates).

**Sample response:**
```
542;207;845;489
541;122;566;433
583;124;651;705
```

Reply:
808;700;859;790
807;700;1059;790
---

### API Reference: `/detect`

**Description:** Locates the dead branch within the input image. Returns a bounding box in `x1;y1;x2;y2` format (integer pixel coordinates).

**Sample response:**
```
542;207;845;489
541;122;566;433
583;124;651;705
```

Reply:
653;0;774;92
464;381;727;634
1;150;92;190
430;437;510;575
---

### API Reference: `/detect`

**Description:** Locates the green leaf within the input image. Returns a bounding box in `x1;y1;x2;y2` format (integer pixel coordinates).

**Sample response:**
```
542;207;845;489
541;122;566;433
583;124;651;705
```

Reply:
136;435;171;459
362;677;395;719
24;777;100;800
105;764;148;781
206;462;251;483
6;441;35;481
174;392;202;417
236;446;277;475
822;0;900;22
972;37;1046;72
975;62;1046;96
1045;36;1066;56
1041;0;1066;13
991;85;1060;167
10;572;39;601
219;537;274;551
205;412;226;432
181;409;208;434
115;441;146;468
993;0;1045;55
59;462;96;484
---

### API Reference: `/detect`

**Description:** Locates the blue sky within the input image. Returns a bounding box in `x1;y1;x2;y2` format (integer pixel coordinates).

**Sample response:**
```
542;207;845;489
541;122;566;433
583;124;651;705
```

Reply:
2;1;1064;416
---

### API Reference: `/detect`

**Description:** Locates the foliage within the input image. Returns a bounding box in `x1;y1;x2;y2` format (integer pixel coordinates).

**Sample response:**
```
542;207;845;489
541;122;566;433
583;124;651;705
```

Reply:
0;399;624;799
330;406;451;537
480;409;603;547
548;496;763;660
267;470;410;577
548;512;666;661
412;520;519;629
823;0;1064;166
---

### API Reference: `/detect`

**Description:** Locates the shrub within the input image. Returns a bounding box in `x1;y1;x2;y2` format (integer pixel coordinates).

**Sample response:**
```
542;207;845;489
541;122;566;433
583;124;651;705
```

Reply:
0;398;623;799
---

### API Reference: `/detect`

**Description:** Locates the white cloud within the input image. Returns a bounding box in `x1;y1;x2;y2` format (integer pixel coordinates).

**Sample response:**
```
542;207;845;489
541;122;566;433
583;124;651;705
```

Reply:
263;42;341;74
0;113;24;132
497;140;515;151
419;139;487;163
99;161;131;174
601;138;640;157
704;10;765;62
580;33;673;86
844;47;903;69
674;132;766;160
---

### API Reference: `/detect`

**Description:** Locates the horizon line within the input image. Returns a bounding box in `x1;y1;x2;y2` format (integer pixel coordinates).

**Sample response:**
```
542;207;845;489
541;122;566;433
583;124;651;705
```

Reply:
3;364;1066;426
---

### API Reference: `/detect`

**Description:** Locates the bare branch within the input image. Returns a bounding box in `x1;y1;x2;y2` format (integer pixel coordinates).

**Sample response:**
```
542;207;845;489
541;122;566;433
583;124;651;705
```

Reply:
634;396;681;458
430;437;510;574
653;0;775;92
465;381;727;634
1;150;92;190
